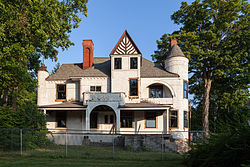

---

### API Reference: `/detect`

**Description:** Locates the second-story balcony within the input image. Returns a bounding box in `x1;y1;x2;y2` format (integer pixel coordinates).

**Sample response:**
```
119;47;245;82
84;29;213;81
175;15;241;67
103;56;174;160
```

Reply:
83;92;125;105
140;98;173;105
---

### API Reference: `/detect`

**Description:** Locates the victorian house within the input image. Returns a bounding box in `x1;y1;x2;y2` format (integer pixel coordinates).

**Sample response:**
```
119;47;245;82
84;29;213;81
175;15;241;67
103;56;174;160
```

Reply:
37;30;189;141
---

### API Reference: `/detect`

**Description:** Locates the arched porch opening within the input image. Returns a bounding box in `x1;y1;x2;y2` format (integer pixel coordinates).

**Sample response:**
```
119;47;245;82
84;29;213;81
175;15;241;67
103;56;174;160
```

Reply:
90;105;117;132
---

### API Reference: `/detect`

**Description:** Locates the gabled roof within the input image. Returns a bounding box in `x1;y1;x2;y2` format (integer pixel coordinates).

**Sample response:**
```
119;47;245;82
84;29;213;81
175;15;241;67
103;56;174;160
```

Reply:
46;58;110;81
141;58;179;78
167;44;185;58
110;30;141;55
46;58;178;81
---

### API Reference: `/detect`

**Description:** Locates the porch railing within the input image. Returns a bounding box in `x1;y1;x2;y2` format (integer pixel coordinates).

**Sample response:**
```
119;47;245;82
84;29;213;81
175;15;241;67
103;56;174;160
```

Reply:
83;92;125;105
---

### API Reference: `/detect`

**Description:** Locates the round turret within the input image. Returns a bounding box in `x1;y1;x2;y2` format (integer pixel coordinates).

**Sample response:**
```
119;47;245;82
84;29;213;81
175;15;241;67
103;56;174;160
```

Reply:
164;40;189;80
37;64;50;106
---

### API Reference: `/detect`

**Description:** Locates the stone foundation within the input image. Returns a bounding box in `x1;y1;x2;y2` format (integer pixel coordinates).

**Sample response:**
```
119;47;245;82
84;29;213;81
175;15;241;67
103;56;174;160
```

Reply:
49;133;189;154
123;134;189;154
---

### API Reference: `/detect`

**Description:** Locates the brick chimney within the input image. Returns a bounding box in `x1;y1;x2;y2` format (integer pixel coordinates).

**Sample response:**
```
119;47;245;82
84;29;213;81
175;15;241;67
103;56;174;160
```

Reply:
82;40;94;69
170;39;177;48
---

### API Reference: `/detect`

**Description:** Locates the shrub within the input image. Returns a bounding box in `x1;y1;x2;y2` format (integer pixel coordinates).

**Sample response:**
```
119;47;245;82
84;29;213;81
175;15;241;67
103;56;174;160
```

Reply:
185;107;250;167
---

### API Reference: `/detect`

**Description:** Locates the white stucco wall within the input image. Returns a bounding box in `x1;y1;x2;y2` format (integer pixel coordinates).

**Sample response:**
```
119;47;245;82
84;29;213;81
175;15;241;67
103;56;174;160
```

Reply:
110;54;141;103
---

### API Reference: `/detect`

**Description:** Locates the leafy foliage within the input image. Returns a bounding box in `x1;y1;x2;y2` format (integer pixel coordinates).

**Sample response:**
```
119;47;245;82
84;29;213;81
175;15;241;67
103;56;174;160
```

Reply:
0;0;88;108
185;107;250;167
152;0;249;132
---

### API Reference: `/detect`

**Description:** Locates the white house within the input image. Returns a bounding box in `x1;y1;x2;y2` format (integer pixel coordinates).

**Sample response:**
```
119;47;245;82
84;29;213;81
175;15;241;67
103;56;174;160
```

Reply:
38;30;189;142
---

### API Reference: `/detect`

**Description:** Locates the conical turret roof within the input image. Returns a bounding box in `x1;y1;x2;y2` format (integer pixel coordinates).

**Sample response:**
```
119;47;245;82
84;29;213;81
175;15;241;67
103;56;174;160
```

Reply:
167;44;185;58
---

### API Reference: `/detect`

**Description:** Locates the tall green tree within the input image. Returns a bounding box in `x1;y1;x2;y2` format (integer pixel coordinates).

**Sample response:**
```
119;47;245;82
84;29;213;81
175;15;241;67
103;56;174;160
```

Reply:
0;0;88;108
152;0;249;133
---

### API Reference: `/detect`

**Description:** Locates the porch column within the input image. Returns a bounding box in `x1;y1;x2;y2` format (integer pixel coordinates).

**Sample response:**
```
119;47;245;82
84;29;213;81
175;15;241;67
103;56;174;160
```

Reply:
163;110;167;134
166;108;169;134
116;109;120;133
85;109;90;131
80;79;83;102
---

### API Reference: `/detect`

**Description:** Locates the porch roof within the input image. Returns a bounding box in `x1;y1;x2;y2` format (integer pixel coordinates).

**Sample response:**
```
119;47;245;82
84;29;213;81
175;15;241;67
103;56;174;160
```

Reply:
38;102;87;109
119;103;171;109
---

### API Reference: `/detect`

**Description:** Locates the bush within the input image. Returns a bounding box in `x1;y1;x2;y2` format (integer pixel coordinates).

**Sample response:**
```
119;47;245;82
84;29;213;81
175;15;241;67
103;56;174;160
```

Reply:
0;102;51;150
185;107;250;167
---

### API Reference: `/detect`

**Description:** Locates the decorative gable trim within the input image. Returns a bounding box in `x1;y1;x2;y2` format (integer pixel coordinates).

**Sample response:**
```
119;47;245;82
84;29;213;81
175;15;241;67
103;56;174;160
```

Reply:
110;30;142;55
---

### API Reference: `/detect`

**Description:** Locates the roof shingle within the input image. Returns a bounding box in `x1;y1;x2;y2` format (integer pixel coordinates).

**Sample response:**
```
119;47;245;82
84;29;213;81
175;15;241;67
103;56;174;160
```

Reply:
46;57;178;81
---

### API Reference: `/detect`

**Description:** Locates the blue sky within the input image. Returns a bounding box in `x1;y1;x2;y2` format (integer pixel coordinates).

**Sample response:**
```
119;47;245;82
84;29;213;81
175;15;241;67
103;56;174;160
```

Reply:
44;0;195;72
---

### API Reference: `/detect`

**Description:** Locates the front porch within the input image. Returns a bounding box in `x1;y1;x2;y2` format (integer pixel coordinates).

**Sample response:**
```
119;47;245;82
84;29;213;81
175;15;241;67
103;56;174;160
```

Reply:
40;92;188;138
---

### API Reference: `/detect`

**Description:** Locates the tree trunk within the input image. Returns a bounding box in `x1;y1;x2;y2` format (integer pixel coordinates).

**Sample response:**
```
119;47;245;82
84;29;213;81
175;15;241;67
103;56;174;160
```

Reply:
1;89;9;106
12;87;18;112
202;76;212;134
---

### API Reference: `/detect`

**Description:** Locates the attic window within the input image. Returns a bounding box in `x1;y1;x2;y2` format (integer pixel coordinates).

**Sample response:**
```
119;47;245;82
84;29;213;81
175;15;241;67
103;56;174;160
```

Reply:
114;58;122;69
130;57;138;69
57;84;66;100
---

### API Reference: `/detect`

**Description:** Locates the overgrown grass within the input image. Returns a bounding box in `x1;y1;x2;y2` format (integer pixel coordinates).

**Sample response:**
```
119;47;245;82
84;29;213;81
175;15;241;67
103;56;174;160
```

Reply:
0;145;186;167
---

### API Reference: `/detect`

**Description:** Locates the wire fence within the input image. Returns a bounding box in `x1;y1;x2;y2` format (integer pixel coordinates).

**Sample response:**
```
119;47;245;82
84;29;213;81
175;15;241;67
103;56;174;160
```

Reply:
0;128;205;160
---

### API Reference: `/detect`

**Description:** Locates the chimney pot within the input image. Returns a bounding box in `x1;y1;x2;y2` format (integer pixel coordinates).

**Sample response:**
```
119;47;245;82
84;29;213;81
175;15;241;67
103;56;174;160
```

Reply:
170;39;177;48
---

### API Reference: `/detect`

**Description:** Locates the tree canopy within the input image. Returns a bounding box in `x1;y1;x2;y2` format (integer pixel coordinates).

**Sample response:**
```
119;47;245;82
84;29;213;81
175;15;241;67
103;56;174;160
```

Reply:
152;0;249;132
0;0;88;109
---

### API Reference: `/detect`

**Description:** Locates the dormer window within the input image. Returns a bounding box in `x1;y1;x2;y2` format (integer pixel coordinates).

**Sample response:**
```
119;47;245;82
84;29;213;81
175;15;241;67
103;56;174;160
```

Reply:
130;57;138;69
114;58;122;69
57;84;66;100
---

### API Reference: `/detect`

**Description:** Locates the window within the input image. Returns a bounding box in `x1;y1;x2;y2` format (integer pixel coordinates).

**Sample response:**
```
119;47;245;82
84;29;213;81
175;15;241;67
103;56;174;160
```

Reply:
129;79;138;96
184;111;189;128
149;85;163;98
169;110;178;128
130;57;138;69
114;58;122;69
57;84;66;100
104;115;109;124
145;112;156;128
184;81;188;98
121;111;133;128
56;111;67;128
90;86;102;92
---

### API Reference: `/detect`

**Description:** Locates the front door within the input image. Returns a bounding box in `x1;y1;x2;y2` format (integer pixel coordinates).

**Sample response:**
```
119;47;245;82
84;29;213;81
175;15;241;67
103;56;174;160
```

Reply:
90;112;98;128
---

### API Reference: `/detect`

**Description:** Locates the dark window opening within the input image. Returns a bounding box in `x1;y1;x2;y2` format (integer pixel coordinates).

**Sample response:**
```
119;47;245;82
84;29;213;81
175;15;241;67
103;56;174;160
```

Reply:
96;86;101;92
90;86;95;91
114;58;122;69
56;111;67;128
90;86;101;92
129;79;138;96
121;111;133;128
130;57;138;69
57;84;66;99
145;112;156;128
184;81;188;98
184;111;189;128
169;110;178;128
90;112;98;128
149;85;163;98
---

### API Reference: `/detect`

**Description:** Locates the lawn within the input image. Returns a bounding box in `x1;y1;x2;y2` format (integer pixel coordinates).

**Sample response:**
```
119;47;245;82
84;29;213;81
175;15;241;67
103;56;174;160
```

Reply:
0;145;186;167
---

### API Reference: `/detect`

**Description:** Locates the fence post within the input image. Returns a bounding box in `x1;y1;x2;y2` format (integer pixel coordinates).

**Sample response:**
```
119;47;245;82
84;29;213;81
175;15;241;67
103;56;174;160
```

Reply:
11;129;13;151
65;130;68;157
20;129;22;156
112;132;114;159
161;132;164;161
